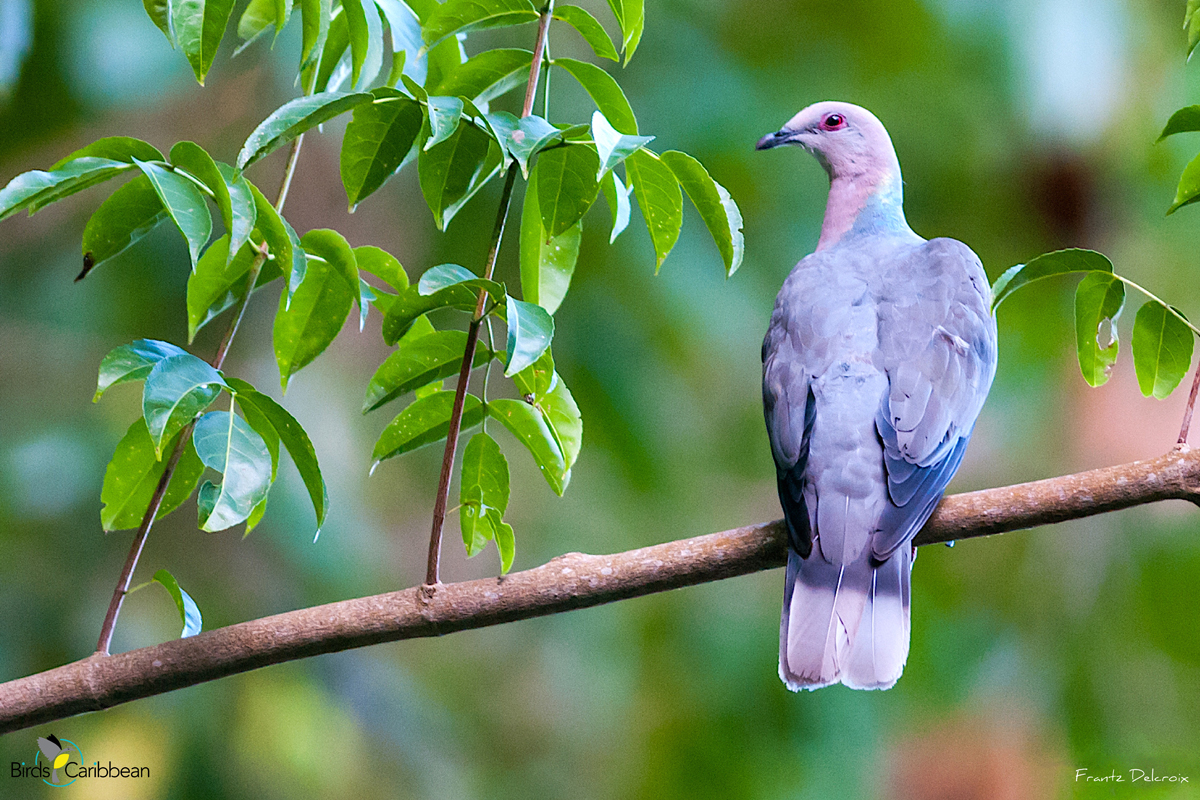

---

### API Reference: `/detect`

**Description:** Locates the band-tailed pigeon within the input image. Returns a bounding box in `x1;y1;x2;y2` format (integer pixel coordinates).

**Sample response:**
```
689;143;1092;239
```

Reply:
757;102;997;690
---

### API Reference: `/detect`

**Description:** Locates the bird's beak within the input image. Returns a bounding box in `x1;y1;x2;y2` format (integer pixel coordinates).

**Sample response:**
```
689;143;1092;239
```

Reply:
756;129;798;150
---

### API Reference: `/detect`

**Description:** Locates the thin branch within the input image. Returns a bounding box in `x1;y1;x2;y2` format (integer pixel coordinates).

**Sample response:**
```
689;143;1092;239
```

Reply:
424;3;555;586
94;134;305;655
12;446;1199;734
1179;360;1200;444
426;166;520;586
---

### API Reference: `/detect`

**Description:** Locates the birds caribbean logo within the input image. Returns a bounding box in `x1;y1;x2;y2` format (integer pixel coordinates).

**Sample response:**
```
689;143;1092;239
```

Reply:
35;734;82;787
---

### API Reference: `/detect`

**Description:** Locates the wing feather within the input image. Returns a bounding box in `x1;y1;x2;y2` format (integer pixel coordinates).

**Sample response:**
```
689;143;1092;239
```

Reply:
871;238;997;560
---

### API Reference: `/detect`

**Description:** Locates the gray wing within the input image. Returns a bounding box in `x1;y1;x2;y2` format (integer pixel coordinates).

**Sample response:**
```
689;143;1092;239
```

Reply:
872;237;997;559
762;284;815;558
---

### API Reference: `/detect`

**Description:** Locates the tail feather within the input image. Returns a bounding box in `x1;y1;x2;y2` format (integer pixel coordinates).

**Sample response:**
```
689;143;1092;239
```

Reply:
843;546;911;689
779;547;912;691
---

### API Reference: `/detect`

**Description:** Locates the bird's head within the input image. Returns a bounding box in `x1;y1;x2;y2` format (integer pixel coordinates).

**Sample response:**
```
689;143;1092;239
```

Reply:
756;102;900;185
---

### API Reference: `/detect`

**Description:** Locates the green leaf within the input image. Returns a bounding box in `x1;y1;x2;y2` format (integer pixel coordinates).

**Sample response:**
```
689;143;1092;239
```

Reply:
133;158;213;269
80;175;168;276
273;240;356;391
0;158;134;221
424;32;467;91
475;110;519;160
284;218;307;300
341;90;425;209
100;418;205;530
371;390;484;464
417;262;506;302
599;169;631;243
460;431;510;511
52;137;166;169
246;180;302;300
310;8;350;92
590;111;652;176
501;298;552;376
552;57;637;134
459;484;491;556
143;353;227;457
171;0;237;85
226;377;329;534
234;387;281;482
491;508;515;572
617;0;643;63
381;283;480;344
534;143;600;239
386;50;407;88
991;248;1113;310
301;229;365;325
424;95;465;151
625;148;682;272
343;0;384;90
401;313;435;342
237;0;289;45
540;371;582;470
660;150;744;277
1189;0;1200;60
512;347;555;399
223;170;257;261
301;228;359;294
151;570;203;638
95;339;187;402
377;0;422;66
1158;106;1200;141
196;481;219;525
245;494;270;534
421;0;539;51
143;0;175;44
460;432;510;560
1132;301;1195;399
171;143;256;264
187;235;277;342
193;410;273;531
520;168;580;315
435;48;532;103
363;330;489;411
1168;150;1200;214
553;6;618;61
299;0;332;67
506;114;560;177
355;244;408;291
357;279;377;330
238;91;373;170
1074;272;1126;388
488;398;568;494
418;119;503;229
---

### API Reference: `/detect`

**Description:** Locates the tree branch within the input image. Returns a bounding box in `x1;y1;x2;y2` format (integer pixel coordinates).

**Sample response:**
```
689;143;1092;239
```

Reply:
5;446;1199;734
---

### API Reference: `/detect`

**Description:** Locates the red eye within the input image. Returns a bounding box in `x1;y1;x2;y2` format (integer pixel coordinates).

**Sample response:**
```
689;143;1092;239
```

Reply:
823;114;846;129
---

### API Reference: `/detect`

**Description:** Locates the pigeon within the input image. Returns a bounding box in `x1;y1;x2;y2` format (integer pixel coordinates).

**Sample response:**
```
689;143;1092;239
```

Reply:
756;102;997;690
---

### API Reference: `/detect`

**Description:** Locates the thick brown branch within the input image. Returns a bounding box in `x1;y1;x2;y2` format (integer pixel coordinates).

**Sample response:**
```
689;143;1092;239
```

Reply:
5;446;1199;734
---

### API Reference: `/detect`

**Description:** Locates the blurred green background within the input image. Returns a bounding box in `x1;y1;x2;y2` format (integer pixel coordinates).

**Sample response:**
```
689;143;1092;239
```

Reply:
2;0;1200;797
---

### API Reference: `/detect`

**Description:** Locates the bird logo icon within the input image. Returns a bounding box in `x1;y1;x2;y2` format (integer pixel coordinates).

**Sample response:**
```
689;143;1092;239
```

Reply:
35;734;81;786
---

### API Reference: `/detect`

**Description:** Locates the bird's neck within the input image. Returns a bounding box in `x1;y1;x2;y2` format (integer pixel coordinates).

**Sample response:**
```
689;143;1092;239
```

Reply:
817;171;910;250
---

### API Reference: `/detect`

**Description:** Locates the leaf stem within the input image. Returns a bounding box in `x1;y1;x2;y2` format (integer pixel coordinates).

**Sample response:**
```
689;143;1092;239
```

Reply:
424;2;555;587
95;134;304;656
1116;275;1200;338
